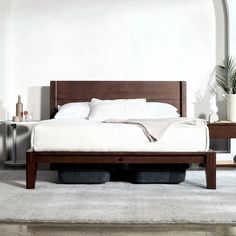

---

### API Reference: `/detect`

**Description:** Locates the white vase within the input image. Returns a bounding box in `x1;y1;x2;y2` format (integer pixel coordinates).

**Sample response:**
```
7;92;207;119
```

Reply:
226;94;236;122
209;94;219;123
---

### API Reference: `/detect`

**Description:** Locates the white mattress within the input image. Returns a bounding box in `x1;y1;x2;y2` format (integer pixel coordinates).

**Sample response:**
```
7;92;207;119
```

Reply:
31;119;209;152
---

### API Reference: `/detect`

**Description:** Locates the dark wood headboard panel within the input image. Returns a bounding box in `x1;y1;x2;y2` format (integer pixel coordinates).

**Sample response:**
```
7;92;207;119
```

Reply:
50;81;186;118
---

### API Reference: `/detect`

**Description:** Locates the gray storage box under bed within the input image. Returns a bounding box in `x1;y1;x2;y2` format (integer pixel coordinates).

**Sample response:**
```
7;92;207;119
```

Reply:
56;164;189;184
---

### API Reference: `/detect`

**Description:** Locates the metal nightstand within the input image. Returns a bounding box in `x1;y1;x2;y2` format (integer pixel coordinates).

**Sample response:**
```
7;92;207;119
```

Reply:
4;121;39;167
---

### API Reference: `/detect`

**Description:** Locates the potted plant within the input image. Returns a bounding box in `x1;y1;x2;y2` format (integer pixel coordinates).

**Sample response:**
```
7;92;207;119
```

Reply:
215;57;236;122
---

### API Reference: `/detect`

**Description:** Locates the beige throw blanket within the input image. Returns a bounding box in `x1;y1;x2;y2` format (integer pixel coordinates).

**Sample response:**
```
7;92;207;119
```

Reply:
103;118;207;142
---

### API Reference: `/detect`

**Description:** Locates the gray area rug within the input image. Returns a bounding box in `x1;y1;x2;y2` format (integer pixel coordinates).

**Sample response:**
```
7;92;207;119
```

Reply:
0;170;235;224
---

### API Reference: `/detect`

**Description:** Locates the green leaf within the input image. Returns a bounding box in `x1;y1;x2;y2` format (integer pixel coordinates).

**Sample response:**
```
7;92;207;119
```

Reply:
215;57;236;94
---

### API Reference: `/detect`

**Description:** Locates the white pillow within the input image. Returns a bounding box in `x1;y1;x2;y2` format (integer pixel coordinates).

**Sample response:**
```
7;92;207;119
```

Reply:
88;98;146;121
145;102;180;118
54;102;90;119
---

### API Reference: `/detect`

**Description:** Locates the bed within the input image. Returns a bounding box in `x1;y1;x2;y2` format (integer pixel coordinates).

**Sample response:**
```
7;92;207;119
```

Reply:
26;81;216;189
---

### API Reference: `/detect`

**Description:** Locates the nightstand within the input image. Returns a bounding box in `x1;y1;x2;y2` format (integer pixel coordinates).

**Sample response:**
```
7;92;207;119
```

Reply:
208;122;236;167
4;121;39;166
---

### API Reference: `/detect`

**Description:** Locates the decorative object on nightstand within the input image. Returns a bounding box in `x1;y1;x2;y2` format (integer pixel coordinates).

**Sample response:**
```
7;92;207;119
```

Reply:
214;57;236;122
4;121;39;167
224;94;236;122
15;95;23;121
195;70;219;123
13;116;20;122
23;111;33;122
209;94;219;123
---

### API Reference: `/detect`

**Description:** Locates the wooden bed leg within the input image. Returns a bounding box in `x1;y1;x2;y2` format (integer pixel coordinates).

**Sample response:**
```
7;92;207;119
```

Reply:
205;152;216;189
26;151;37;189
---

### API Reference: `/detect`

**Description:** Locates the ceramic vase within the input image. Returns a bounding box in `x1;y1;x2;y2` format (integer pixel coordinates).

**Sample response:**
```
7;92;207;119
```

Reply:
226;94;236;122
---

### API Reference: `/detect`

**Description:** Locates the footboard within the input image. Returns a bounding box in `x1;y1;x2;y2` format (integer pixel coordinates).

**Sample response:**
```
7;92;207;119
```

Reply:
26;150;216;189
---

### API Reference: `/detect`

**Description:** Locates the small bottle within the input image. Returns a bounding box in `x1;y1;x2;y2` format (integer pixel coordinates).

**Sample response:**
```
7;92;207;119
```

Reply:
16;95;23;121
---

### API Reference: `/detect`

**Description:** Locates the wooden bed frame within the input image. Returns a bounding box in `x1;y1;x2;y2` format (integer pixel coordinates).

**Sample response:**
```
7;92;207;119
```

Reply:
26;81;216;189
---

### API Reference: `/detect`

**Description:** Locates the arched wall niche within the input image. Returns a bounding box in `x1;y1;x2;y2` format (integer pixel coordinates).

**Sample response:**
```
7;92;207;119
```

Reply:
213;0;229;63
211;0;229;120
222;0;229;59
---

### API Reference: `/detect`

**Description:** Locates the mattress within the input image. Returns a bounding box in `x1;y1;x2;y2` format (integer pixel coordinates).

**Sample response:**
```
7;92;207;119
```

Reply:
31;119;209;152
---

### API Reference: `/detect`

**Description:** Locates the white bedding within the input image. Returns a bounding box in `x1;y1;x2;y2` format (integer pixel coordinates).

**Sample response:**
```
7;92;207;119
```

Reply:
31;119;209;152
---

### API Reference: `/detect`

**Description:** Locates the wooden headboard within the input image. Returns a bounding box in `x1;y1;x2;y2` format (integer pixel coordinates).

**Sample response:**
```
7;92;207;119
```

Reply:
50;81;186;118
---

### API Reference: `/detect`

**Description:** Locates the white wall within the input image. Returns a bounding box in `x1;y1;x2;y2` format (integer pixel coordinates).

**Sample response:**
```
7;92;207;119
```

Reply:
6;0;216;120
228;0;236;57
0;0;10;161
0;0;10;120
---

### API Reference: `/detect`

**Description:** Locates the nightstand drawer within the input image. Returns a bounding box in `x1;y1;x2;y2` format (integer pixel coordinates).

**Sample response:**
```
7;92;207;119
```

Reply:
208;123;236;139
